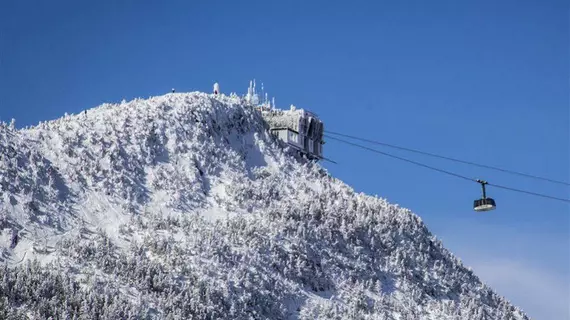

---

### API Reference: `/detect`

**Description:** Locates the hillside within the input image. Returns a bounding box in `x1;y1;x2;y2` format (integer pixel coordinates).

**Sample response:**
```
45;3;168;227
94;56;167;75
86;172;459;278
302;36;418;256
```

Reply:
0;91;529;319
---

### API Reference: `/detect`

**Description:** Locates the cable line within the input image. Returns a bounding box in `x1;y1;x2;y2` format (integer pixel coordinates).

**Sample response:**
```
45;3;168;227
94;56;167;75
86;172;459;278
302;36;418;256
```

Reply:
325;135;476;182
488;183;570;203
325;134;570;204
326;130;570;186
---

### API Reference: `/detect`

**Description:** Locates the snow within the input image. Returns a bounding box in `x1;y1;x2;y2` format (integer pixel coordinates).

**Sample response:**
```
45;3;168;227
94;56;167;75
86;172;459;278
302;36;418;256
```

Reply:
0;90;530;319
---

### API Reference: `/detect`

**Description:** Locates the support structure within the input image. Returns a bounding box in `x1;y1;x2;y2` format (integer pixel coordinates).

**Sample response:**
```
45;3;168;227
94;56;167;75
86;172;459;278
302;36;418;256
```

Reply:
242;79;325;161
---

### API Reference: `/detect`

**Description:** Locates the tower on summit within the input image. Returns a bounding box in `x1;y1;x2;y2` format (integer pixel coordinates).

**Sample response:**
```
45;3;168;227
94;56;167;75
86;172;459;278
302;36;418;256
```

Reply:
213;82;220;95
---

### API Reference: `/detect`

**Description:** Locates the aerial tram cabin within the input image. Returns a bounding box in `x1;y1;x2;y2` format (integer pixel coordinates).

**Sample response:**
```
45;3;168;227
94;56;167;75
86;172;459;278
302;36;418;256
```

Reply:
473;179;496;211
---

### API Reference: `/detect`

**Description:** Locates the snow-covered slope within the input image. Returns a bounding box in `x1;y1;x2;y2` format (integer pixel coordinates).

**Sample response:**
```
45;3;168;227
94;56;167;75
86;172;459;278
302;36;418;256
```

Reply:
0;92;529;319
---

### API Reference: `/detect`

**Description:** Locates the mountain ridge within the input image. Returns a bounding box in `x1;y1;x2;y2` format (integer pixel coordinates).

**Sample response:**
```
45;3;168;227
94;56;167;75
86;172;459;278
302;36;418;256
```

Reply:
0;91;529;319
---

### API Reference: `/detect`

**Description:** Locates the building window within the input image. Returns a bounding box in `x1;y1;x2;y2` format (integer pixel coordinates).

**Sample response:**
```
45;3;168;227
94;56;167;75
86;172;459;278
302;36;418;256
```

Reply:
289;131;298;143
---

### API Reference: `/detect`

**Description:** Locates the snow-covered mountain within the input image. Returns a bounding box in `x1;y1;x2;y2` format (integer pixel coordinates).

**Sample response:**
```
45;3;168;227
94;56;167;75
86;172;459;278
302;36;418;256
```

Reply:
0;91;530;319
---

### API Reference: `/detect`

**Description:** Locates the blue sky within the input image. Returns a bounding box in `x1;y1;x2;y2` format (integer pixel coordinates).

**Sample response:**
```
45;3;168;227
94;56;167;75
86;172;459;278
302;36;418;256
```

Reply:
1;0;568;318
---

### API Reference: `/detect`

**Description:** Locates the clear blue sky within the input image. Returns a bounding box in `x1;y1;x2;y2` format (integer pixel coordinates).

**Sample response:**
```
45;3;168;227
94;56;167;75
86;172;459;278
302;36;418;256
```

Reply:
1;1;568;318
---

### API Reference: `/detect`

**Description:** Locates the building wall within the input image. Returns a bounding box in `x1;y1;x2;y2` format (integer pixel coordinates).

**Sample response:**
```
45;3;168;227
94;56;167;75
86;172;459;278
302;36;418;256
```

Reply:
265;109;324;159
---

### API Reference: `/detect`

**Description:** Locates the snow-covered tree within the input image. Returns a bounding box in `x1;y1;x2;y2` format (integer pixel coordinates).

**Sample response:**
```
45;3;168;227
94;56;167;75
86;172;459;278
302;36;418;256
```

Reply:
0;91;530;320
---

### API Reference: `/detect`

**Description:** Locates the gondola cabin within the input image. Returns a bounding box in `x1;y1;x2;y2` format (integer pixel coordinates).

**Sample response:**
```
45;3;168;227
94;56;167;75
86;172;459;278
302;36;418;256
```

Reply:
473;198;496;212
473;179;497;212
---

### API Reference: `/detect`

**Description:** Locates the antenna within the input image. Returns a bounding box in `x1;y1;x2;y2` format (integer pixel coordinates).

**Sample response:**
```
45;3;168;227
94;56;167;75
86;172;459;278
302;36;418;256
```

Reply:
246;80;253;103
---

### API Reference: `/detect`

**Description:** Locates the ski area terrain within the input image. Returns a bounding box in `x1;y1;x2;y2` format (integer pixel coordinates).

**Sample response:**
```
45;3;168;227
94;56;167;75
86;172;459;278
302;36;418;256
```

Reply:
0;91;530;319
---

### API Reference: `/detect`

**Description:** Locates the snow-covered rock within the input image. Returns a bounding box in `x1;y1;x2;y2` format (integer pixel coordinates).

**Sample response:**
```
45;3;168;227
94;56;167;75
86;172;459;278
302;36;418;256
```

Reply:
0;92;529;319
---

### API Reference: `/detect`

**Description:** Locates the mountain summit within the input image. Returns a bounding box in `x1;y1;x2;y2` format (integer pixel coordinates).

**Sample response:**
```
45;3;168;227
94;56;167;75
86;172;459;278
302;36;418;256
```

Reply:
0;91;529;319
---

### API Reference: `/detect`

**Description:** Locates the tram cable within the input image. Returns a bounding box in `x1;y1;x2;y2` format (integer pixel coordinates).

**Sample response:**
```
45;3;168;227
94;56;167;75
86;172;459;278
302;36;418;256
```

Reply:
325;134;476;183
324;134;570;204
326;130;570;186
